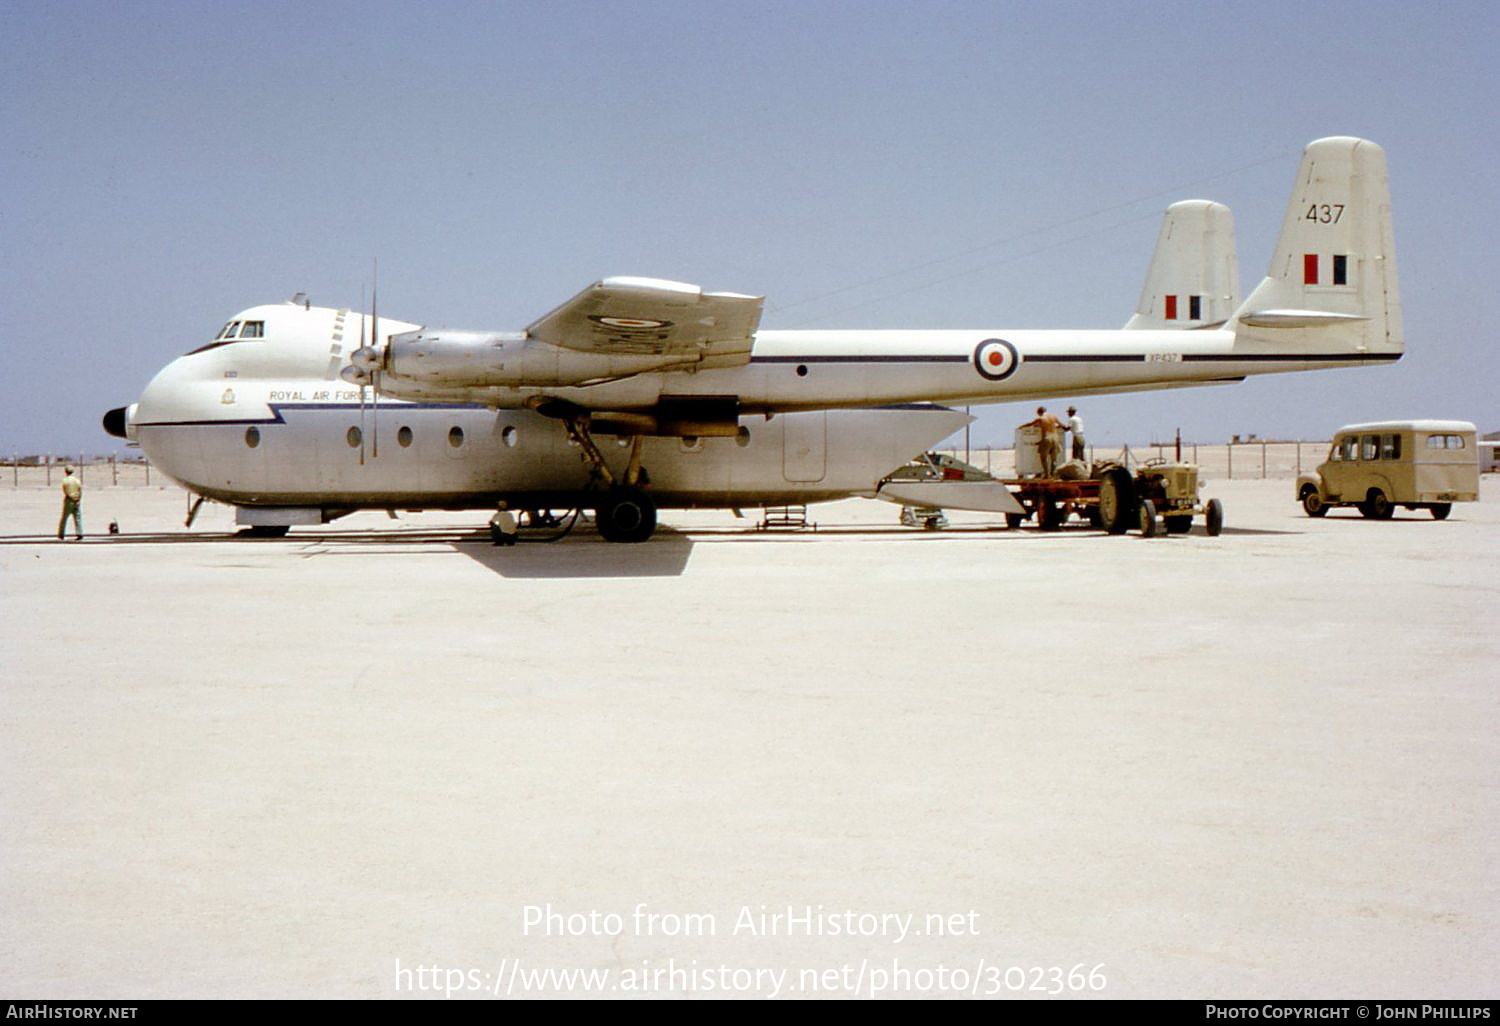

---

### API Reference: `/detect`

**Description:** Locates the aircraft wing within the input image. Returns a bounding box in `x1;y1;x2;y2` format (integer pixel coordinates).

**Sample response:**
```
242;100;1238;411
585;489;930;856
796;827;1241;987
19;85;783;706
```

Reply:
526;276;763;365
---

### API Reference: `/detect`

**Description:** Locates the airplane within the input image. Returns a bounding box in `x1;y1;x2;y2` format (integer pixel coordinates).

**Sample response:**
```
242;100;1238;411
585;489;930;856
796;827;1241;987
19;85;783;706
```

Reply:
103;136;1400;542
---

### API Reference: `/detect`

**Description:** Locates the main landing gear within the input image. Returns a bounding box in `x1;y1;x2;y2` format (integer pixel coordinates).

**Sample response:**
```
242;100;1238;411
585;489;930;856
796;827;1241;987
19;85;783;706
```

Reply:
561;415;658;543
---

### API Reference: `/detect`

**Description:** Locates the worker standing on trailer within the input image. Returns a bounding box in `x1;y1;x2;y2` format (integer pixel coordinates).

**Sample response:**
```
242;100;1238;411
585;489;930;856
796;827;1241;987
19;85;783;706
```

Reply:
1067;406;1086;462
1027;407;1066;477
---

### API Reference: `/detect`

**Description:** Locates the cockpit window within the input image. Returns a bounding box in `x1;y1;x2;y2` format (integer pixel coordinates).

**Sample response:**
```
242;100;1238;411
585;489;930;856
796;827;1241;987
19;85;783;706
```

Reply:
187;317;264;355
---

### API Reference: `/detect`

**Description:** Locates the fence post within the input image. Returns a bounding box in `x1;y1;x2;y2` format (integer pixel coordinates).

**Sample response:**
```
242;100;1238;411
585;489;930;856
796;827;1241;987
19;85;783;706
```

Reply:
1296;441;1301;475
1227;442;1232;480
112;453;118;485
1261;440;1267;479
46;456;52;486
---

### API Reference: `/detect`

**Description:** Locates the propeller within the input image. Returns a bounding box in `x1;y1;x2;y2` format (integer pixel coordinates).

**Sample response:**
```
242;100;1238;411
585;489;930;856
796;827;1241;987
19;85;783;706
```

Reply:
343;263;385;462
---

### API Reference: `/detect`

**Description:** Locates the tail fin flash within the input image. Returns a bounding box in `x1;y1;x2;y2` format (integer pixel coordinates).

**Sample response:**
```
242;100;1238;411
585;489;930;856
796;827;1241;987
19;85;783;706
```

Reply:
1125;200;1239;330
1231;137;1402;357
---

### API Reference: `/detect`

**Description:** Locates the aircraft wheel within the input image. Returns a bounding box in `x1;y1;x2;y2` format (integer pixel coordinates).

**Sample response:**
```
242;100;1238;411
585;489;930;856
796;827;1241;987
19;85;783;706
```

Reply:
242;524;290;539
1037;498;1062;531
1205;498;1224;537
1301;486;1327;517
1098;466;1135;535
596;486;657;543
1138;498;1159;537
1164;514;1193;534
1429;503;1452;520
1005;512;1025;530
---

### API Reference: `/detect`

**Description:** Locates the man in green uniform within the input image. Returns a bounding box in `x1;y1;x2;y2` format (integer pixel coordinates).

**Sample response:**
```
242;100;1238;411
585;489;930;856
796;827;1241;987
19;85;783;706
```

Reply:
58;465;83;540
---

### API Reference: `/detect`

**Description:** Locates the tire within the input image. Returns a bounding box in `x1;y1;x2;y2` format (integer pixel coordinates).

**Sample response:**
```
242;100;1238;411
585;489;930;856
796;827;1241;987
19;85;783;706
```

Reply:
1301;486;1327;518
1164;514;1193;534
1430;503;1452;520
1086;505;1104;528
1205;498;1224;537
1365;489;1394;520
1005;512;1025;529
1137;498;1158;537
1097;466;1136;535
1037;498;1062;531
595;486;657;543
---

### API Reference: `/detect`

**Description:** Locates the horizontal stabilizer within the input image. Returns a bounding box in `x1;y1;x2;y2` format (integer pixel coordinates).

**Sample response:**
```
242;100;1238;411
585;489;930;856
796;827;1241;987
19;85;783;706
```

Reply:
877;479;1025;515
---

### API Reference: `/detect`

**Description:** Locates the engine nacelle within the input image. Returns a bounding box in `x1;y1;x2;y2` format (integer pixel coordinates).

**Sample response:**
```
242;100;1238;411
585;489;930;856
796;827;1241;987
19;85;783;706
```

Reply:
382;329;695;390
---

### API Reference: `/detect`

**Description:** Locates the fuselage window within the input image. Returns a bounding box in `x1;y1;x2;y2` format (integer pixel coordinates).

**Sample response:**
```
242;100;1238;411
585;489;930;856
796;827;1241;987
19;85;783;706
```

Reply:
448;426;465;448
502;426;518;448
680;435;702;452
397;426;413;448
735;426;751;448
347;426;363;448
239;320;265;339
245;426;260;448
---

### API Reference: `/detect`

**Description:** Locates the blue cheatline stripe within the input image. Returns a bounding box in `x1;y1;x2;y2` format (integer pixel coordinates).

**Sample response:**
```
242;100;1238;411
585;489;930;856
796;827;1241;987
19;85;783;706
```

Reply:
1027;354;1144;363
134;401;490;428
1182;352;1401;362
750;354;969;364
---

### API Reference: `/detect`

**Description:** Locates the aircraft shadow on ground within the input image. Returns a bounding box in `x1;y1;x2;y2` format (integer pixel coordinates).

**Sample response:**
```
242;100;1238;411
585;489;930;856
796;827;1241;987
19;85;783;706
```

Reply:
453;527;693;578
0;525;700;576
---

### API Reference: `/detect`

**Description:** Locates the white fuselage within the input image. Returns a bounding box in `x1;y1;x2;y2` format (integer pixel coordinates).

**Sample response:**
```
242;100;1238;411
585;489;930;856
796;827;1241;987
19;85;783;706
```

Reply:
128;304;972;510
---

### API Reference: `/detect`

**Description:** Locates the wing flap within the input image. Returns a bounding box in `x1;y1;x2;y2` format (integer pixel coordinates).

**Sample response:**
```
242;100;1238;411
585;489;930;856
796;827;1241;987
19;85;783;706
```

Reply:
526;276;763;365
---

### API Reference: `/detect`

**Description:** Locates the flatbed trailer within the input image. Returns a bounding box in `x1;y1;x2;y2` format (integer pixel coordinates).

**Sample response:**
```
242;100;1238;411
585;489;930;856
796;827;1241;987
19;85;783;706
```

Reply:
1004;462;1223;537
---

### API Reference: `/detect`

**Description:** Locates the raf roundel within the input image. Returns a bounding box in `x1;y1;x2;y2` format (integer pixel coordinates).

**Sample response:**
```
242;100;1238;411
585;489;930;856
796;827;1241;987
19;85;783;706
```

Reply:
972;338;1019;381
588;315;673;330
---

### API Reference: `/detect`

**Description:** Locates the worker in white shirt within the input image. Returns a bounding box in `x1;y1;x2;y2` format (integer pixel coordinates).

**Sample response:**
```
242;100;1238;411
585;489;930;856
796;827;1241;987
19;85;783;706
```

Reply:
489;502;518;546
1067;406;1087;462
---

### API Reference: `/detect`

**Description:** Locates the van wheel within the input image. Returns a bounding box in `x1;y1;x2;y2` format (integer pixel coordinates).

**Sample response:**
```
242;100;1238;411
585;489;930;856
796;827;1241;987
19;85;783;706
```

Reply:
1363;489;1394;520
1429;503;1452;520
1301;487;1327;517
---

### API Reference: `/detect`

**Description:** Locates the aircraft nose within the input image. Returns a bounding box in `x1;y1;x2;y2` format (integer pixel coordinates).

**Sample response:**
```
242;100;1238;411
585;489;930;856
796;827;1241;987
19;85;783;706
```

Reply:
103;405;130;439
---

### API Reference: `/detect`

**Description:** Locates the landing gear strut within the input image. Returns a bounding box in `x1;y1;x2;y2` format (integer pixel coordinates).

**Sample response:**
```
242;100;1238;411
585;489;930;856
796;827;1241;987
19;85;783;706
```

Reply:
561;415;658;543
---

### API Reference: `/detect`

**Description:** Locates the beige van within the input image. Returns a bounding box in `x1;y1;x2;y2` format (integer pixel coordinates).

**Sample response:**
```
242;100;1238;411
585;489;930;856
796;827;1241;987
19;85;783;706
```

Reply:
1297;420;1479;519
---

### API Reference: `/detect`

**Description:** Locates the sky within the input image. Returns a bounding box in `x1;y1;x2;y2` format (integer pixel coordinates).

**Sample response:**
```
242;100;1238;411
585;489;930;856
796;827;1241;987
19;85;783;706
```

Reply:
3;0;1497;455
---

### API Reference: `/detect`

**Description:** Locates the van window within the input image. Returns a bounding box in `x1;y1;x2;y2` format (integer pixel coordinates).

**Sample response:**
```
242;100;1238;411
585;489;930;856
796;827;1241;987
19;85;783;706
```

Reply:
1334;437;1358;462
1361;435;1379;461
1426;434;1467;450
1381;434;1401;459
